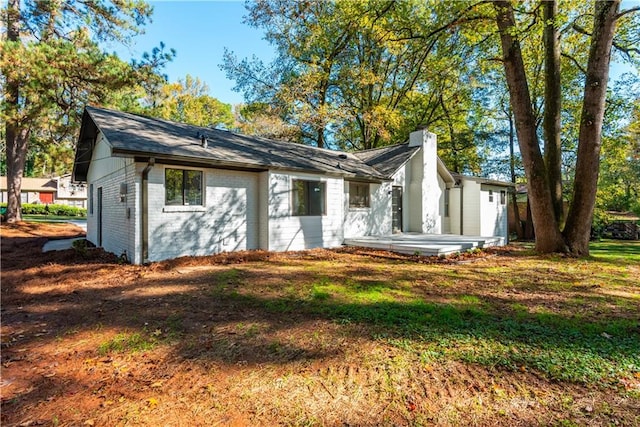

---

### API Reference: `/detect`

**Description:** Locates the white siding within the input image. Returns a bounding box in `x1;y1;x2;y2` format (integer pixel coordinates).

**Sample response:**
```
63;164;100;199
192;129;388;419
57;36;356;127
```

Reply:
461;179;481;236
449;187;461;234
343;181;392;238
86;133;136;260
439;175;450;233
267;171;343;251
479;186;508;240
145;166;260;262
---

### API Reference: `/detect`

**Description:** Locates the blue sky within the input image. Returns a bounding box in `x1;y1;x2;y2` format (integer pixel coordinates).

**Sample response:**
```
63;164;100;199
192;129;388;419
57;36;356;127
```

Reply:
111;1;276;106
114;1;636;108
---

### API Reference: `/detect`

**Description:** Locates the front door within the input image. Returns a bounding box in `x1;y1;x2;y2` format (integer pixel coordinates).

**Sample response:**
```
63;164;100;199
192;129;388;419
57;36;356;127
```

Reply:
97;187;103;247
392;186;403;233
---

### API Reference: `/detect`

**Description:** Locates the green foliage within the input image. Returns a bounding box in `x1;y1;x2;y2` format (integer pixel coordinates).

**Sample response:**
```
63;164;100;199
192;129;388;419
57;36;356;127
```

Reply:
2;0;172;221
0;202;86;217
146;74;234;128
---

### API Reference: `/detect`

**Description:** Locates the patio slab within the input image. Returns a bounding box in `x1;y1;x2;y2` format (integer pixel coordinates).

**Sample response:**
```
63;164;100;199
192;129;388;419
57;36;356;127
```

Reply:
344;233;505;256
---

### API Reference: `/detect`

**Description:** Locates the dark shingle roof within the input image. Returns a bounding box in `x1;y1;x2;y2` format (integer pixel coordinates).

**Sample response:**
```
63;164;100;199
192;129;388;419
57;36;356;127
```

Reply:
354;143;420;178
73;106;388;182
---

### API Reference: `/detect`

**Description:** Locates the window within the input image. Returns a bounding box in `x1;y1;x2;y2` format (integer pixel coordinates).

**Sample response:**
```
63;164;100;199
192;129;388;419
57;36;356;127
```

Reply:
500;190;506;205
89;184;94;214
165;168;203;206
444;188;450;217
349;182;370;208
488;190;494;203
292;180;326;216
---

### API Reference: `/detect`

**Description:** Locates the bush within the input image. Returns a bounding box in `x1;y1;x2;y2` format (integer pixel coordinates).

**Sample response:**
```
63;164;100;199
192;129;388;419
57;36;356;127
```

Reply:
0;202;87;217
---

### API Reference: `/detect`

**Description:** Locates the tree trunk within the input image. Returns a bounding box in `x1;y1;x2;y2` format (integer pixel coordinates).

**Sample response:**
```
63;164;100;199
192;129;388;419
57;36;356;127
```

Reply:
507;108;524;239
543;0;564;226
563;0;620;255
494;1;566;252
4;0;24;223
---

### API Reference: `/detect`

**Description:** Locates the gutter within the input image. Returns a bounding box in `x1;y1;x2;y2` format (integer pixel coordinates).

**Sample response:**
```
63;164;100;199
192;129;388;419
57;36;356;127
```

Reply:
141;158;155;264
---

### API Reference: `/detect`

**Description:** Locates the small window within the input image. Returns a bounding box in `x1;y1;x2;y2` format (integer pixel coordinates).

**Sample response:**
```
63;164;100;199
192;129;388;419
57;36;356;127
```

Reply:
349;182;370;208
444;188;450;217
488;190;494;203
89;184;94;214
500;190;506;205
165;168;203;206
292;180;326;216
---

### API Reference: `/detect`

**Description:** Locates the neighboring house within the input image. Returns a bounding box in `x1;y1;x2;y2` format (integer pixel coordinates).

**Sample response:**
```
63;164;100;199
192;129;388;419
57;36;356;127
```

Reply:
55;174;88;208
72;106;512;264
0;177;58;204
0;175;87;208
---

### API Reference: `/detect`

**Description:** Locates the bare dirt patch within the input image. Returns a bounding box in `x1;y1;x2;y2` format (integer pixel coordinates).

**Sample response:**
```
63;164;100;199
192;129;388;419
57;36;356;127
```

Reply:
1;223;639;426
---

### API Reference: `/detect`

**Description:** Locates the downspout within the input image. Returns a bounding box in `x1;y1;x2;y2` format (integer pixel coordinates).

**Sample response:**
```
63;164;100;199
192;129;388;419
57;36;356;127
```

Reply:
141;158;155;264
458;180;464;235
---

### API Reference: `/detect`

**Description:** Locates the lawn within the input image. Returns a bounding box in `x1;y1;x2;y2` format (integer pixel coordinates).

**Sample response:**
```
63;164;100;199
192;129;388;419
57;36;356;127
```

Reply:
1;223;638;426
22;214;87;222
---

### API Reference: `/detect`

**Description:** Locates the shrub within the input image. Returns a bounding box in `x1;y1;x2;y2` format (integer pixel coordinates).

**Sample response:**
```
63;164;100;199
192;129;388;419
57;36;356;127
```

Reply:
0;203;87;217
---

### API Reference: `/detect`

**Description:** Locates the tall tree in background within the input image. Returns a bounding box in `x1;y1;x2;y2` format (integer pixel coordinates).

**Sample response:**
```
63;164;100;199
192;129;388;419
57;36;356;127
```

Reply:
150;75;234;129
223;0;486;151
1;0;168;223
494;0;639;255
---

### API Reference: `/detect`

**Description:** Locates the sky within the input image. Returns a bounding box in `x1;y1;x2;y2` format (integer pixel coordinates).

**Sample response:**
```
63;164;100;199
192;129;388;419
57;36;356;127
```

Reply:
114;1;636;108
111;1;276;106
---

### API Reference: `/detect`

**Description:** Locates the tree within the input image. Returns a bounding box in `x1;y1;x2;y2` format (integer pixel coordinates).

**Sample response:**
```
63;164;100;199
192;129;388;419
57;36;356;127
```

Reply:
149;75;234;129
223;0;488;151
493;0;639;255
1;0;165;222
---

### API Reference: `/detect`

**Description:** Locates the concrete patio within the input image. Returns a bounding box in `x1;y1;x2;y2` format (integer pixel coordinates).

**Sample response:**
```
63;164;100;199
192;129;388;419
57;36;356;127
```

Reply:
344;233;505;256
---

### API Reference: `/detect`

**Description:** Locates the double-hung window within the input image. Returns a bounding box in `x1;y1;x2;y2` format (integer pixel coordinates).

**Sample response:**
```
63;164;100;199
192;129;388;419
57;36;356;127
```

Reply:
349;182;370;208
292;180;326;216
165;168;203;206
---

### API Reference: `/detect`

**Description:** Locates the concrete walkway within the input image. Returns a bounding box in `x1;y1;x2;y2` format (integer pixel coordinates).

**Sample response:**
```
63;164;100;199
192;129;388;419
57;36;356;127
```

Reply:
41;220;87;252
344;233;505;256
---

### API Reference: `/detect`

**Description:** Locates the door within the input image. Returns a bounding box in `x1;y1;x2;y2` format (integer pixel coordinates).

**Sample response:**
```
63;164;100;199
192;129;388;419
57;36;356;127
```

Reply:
392;186;403;233
97;187;103;247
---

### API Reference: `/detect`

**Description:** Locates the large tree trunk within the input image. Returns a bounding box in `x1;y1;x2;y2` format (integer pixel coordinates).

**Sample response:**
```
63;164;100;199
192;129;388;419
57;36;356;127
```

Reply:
494;1;566;253
563;0;620;255
4;0;24;223
507;108;524;239
543;0;564;226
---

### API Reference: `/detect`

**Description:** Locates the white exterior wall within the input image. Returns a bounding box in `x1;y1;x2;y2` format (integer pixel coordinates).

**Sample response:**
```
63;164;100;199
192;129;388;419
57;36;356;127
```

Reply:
461;179;481;236
343;181;392;238
479;186;508;240
145;165;260;262
86;133;136;260
449;187;461;234
267;171;343;251
406;130;443;234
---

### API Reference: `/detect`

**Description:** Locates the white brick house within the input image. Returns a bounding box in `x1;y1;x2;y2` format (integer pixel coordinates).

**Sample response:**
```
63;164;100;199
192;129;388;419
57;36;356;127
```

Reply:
73;106;511;264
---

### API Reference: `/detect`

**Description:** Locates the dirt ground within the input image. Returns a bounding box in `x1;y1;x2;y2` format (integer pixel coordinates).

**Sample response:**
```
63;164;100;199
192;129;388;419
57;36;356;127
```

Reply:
1;222;639;426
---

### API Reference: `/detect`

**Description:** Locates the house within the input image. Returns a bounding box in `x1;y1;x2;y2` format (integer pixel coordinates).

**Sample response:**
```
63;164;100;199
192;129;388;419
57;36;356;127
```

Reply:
0;175;87;208
55;174;88;208
0;177;58;204
72;106;512;264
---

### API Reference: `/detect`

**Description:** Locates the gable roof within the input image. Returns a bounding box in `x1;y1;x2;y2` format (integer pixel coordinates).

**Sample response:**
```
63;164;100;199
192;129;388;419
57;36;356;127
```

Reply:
0;177;57;192
354;144;419;178
73;106;387;182
354;143;456;184
451;173;515;188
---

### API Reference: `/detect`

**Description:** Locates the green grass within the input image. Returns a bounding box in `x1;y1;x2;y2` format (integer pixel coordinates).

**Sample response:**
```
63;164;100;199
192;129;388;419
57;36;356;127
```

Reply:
23;214;87;222
590;239;640;263
98;332;157;355
200;241;640;387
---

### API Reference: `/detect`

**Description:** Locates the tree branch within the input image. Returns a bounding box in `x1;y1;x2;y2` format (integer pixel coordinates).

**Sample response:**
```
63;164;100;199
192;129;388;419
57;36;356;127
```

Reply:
616;6;640;19
561;52;587;75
